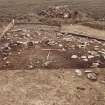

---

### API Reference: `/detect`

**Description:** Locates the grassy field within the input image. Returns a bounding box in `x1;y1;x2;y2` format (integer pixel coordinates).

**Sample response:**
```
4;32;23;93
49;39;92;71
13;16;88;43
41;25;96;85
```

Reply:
0;0;105;19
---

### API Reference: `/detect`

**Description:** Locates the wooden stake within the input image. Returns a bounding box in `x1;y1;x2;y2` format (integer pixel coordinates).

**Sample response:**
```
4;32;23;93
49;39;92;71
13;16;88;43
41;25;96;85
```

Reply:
0;19;15;39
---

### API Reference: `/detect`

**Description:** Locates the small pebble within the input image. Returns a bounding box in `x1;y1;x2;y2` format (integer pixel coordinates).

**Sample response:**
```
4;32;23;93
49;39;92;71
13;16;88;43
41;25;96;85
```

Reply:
81;56;87;59
63;38;71;42
88;55;94;59
91;62;99;68
87;73;97;81
71;55;78;59
82;58;88;62
78;44;86;48
28;65;34;69
58;44;63;47
64;13;69;18
75;69;82;76
34;41;39;44
62;48;66;52
94;47;99;51
3;57;7;60
26;34;31;37
6;61;10;64
17;52;21;55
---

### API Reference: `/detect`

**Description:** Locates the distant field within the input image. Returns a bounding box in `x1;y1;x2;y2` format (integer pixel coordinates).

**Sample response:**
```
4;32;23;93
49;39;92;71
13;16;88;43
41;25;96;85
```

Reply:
0;0;105;19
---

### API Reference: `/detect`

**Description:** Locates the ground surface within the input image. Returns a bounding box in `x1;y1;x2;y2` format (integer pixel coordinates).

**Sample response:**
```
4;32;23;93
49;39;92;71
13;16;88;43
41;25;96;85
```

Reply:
61;24;105;40
0;0;105;105
0;69;105;105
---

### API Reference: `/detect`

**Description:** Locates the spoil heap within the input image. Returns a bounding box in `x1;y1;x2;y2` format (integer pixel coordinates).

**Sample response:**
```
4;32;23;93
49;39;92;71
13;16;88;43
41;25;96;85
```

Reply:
38;5;91;21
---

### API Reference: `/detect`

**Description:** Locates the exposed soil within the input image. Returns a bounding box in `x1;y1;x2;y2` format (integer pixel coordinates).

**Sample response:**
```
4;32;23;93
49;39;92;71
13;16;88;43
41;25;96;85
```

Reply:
0;1;105;105
0;23;105;70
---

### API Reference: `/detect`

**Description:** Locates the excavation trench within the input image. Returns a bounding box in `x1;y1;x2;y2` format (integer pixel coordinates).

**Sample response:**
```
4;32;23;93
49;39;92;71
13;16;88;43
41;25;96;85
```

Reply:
0;23;105;69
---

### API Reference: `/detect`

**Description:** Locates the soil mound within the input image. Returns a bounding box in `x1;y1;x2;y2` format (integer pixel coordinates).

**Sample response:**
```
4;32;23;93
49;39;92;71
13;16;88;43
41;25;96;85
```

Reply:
38;5;92;22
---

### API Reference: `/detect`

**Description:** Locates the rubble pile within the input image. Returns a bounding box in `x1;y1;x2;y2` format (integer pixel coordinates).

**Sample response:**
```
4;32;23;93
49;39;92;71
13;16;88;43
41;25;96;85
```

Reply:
57;33;105;68
38;5;90;21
